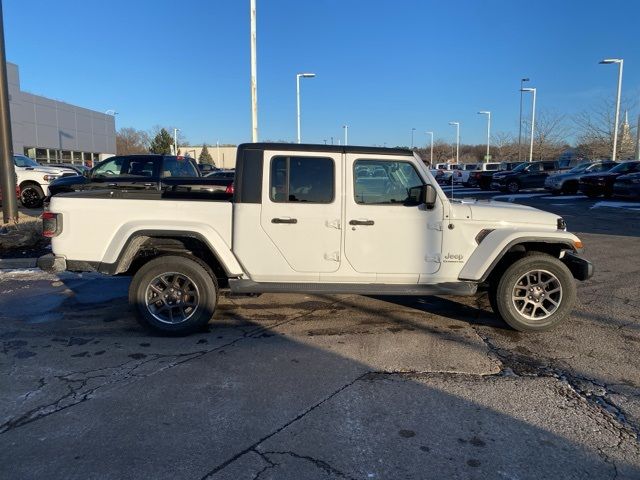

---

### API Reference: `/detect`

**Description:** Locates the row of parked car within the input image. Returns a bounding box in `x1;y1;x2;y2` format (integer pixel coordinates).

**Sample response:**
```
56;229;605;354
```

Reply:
430;159;640;198
1;154;234;208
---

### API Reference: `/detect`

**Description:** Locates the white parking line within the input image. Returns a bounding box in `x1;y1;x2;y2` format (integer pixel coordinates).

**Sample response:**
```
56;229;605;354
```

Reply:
590;201;640;211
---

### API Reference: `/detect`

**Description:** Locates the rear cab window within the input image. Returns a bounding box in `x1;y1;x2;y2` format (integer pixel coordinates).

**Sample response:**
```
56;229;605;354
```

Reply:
270;156;334;203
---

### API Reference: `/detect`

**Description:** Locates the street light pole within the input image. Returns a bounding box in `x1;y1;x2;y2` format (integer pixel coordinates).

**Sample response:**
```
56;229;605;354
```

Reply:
477;111;491;161
342;125;348;145
600;58;624;161
426;131;434;165
518;78;529;161
173;128;180;155
449;122;459;164
250;0;258;142
0;0;17;224
411;128;416;149
521;87;536;162
296;73;315;143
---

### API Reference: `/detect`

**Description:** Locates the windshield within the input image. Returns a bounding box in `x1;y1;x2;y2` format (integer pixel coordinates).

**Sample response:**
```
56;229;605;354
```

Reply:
610;162;640;174
567;163;591;174
511;163;528;173
13;155;40;168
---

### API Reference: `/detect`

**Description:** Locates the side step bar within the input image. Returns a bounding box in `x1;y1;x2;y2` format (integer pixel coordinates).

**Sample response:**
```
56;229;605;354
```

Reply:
229;280;478;296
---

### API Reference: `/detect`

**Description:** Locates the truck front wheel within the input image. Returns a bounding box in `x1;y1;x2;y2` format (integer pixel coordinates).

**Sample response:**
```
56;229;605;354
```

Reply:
129;255;218;335
492;254;576;331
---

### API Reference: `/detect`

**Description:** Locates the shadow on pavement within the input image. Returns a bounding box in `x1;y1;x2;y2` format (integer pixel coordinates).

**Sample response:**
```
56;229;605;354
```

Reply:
1;273;638;479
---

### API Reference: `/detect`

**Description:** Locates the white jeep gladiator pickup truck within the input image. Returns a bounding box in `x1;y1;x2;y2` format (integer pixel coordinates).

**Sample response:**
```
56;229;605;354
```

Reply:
38;143;593;335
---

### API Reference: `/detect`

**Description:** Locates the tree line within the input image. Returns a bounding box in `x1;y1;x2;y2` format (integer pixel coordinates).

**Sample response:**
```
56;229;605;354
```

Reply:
116;126;216;165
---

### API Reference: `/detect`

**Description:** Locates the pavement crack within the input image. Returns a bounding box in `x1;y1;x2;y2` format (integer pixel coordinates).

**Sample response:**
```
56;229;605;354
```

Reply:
260;450;357;480
199;371;369;479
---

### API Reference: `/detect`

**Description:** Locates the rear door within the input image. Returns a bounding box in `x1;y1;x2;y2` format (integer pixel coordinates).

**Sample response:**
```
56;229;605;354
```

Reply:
260;151;342;273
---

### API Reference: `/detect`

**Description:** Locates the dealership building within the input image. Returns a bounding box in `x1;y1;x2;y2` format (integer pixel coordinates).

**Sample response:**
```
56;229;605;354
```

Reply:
8;62;116;166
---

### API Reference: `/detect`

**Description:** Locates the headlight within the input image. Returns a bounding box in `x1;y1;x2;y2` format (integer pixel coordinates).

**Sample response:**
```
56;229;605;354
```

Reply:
43;174;59;182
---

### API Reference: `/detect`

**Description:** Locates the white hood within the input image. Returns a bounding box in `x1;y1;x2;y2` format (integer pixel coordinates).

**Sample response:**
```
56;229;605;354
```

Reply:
454;199;559;227
20;165;70;175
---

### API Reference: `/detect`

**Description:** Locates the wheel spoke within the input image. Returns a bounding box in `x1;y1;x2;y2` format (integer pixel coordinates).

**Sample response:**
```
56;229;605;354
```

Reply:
512;269;563;322
145;272;200;325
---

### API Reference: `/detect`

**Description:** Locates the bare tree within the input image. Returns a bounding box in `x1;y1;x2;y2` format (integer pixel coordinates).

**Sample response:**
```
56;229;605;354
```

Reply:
492;132;519;161
116;127;150;155
527;109;571;160
574;98;637;160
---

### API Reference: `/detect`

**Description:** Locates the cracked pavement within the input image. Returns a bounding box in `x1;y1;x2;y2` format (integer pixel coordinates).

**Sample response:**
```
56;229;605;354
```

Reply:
1;198;639;479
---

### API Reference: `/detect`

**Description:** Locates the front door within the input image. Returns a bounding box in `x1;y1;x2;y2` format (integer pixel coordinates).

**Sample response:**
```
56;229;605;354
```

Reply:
260;152;342;273
344;155;444;278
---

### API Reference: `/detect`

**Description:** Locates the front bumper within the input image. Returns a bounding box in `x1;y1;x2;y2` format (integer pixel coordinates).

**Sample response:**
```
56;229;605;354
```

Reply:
613;184;640;198
562;252;594;281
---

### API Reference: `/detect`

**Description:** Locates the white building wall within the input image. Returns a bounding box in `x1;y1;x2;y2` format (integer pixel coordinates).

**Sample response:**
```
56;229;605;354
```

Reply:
7;62;116;159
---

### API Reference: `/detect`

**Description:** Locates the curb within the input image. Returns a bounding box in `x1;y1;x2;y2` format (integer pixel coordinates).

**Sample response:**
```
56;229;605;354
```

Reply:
0;258;38;269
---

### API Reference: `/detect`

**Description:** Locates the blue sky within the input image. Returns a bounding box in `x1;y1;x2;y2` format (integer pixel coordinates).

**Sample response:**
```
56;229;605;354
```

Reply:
5;0;639;147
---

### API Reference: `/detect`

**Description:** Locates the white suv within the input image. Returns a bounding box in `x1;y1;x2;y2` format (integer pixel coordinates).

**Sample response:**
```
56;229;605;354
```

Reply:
13;155;77;208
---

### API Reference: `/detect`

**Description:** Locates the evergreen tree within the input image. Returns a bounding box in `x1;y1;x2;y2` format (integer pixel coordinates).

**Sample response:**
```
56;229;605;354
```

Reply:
148;128;174;155
199;144;215;165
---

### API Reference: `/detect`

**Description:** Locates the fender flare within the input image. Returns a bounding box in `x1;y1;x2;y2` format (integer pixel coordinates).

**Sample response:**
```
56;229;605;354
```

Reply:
458;230;580;282
99;228;244;276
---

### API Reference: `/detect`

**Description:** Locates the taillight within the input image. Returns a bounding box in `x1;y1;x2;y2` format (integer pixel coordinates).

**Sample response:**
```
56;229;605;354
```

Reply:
42;212;62;237
225;183;234;195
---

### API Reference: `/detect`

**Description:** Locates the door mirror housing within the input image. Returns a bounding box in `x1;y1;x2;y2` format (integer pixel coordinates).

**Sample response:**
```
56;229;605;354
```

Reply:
407;184;437;209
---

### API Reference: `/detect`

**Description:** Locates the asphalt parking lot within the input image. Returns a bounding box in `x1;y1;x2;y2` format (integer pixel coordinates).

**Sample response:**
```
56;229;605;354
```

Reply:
1;188;640;479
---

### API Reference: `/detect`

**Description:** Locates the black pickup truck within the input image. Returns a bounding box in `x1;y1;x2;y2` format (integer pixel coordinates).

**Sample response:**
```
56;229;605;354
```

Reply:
47;154;233;199
477;161;523;190
491;161;561;193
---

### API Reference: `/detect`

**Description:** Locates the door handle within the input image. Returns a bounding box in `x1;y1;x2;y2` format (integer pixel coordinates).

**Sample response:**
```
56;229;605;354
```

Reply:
272;217;298;224
349;219;374;226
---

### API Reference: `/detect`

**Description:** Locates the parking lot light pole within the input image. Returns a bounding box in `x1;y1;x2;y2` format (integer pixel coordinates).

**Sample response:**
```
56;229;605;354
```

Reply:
448;122;459;164
342;125;348;145
521;88;536;162
411;128;416;149
599;58;624;161
173;128;180;155
426;131;433;165
477;111;491;161
518;78;529;161
250;0;258;142
0;0;17;224
296;73;315;143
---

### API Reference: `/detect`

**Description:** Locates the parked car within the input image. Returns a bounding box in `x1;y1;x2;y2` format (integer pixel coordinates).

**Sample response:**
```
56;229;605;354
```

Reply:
613;172;640;199
453;163;478;185
464;162;501;187
491;161;561;193
41;163;89;175
430;168;453;185
13;155;77;208
39;142;592;335
477;161;523;190
544;161;617;195
198;163;217;174
206;169;235;180
579;161;640;198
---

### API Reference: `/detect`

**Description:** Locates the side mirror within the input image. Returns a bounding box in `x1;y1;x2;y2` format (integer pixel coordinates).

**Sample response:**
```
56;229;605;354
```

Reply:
407;184;437;209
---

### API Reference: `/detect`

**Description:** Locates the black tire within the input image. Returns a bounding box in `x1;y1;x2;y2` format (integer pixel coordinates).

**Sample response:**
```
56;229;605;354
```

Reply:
20;184;44;208
506;181;520;193
563;182;578;195
493;254;576;332
129;255;218;335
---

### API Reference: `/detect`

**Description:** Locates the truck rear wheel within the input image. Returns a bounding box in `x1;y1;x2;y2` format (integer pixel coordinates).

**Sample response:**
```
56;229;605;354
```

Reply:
493;254;576;331
129;255;218;335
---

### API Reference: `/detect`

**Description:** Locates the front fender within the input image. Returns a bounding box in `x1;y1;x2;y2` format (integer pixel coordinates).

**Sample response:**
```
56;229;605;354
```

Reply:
458;229;581;282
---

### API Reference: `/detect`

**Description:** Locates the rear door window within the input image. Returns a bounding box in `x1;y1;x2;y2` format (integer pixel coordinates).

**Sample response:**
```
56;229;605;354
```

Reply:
270;156;334;203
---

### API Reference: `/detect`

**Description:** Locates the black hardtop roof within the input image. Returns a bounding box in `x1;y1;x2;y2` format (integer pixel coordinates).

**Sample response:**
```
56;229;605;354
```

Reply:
237;143;414;156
